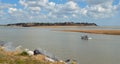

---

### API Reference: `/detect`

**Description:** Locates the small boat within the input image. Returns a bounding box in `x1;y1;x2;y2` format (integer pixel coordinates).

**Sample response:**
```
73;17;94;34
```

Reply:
81;35;89;40
81;35;92;40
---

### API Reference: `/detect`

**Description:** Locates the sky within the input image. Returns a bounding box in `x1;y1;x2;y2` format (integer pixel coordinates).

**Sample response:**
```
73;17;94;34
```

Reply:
0;0;120;26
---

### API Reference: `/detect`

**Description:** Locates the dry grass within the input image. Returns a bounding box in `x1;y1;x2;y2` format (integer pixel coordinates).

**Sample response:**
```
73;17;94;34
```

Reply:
0;47;65;64
61;30;120;35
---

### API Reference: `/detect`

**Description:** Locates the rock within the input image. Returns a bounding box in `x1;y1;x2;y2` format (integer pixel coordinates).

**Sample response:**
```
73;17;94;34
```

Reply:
34;49;42;55
65;59;78;64
15;45;22;51
24;48;34;56
65;59;70;62
0;41;6;46
45;57;55;62
27;51;34;56
24;48;29;52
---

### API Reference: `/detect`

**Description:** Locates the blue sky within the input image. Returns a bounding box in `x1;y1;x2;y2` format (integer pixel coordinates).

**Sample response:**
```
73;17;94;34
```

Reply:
0;0;120;26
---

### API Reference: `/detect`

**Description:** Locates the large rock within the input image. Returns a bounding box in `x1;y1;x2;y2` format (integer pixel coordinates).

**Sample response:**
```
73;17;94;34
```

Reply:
34;49;42;55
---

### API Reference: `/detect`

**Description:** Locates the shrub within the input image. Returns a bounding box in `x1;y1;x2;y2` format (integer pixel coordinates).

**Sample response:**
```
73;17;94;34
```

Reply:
19;51;28;56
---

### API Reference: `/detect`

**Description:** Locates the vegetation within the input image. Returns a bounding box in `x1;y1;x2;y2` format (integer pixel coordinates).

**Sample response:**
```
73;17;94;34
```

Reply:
6;22;97;27
0;47;65;64
19;51;29;56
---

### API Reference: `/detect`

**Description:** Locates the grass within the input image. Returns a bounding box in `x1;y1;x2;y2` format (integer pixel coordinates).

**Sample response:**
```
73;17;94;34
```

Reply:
0;47;65;64
19;51;29;56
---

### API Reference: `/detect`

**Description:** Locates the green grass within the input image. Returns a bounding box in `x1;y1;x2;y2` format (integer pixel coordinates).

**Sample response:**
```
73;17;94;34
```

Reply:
19;51;29;56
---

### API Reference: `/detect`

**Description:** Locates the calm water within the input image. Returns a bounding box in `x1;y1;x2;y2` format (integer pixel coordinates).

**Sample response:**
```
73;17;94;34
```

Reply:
0;26;120;64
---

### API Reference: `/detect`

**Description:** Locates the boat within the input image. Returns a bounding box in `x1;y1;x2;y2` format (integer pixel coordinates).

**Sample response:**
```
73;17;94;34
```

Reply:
81;35;88;40
81;35;92;40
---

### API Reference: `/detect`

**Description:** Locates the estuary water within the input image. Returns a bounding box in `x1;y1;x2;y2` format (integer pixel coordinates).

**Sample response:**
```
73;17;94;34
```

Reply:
0;26;120;64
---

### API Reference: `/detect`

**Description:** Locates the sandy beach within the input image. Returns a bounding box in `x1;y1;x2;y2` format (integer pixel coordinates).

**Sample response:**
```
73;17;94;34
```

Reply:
33;26;120;35
61;30;120;35
32;26;85;28
6;25;120;35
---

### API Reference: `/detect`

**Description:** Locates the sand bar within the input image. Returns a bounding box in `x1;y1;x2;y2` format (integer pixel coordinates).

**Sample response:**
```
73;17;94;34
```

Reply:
61;30;120;35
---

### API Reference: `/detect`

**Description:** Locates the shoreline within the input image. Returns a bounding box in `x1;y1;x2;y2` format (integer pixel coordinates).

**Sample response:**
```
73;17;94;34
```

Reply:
4;25;96;28
61;30;120;35
32;26;93;28
4;26;120;35
0;46;77;64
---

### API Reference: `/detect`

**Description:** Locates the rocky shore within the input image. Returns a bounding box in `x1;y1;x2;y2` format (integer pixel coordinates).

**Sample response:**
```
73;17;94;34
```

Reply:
0;45;77;64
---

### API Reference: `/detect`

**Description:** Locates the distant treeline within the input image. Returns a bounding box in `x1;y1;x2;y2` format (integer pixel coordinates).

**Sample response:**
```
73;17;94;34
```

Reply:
7;22;97;27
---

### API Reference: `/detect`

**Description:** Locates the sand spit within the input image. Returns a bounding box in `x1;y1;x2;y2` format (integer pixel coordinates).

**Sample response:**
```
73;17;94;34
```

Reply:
61;30;120;35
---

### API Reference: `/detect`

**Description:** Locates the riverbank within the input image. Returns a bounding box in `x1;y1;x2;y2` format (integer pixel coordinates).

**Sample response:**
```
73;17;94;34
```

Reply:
0;47;65;64
33;26;88;28
0;46;77;64
61;30;120;35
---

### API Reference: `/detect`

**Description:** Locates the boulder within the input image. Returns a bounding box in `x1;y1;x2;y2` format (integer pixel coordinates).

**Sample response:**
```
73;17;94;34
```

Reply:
34;49;42;55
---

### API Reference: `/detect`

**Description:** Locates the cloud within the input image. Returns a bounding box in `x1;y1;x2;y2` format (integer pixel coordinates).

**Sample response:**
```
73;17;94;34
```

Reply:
11;0;120;20
19;0;80;21
0;2;13;9
85;0;113;5
86;1;119;18
80;8;87;15
0;0;120;24
19;0;28;8
67;0;83;2
28;7;41;14
8;8;17;13
68;0;113;5
65;1;78;10
0;2;15;23
118;1;120;10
